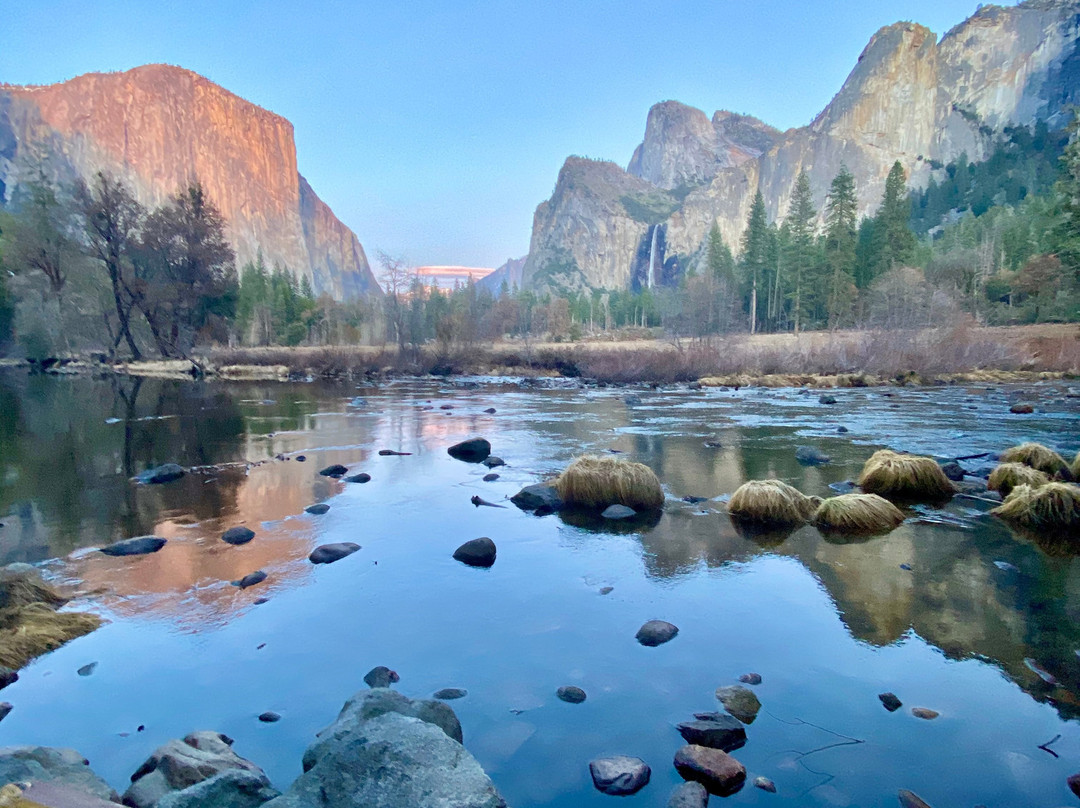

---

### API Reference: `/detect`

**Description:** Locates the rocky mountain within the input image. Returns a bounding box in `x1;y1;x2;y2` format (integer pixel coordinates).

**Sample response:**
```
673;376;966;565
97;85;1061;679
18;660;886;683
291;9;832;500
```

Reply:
0;64;380;299
476;255;527;296
524;0;1080;293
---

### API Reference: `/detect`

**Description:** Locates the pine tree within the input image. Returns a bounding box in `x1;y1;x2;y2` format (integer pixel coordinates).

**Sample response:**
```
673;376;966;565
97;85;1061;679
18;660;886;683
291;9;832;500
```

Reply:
824;166;858;328
784;171;816;334
740;191;769;333
707;221;735;284
874;161;918;278
1054;115;1080;283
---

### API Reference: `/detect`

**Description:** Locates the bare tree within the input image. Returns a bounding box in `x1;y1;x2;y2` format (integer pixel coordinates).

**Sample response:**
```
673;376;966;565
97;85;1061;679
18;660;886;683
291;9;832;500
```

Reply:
377;251;416;355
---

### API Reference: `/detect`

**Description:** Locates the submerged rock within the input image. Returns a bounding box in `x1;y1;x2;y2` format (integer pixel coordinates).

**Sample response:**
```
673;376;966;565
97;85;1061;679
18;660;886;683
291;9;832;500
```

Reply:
433;688;467;700
484;408;497;414
345;472;371;483
447;438;492;463
377;449;411;456
667;781;708;807
77;662;97;677
715;685;761;724
795;446;831;466
938;461;965;481
911;707;939;720
1009;403;1035;414
135;463;185;484
453;537;497;568
636;620;679;647
101;536;166;556
510;483;564;513
819;395;837;405
123;731;270;808
1068;772;1080;798
483;473;500;482
601;504;637;519
222;526;256;546
482;456;505;468
0;702;11;722
0;746;118;802
754;776;777;793
589;755;650;796
898;789;933;808
308;543;360;565
262;689;499;808
363;666;400;688
673;744;746;796
556;686;587;704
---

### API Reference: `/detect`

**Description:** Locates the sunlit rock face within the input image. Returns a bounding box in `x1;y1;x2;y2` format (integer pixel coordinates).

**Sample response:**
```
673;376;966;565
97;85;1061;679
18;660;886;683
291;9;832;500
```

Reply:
525;0;1080;292
0;64;379;300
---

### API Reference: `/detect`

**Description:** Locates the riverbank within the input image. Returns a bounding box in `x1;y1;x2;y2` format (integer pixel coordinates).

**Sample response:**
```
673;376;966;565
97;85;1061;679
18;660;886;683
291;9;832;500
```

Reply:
4;323;1078;387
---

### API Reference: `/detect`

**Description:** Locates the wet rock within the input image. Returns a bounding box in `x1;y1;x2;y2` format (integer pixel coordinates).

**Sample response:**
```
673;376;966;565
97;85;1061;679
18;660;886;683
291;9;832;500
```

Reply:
483;473;500;482
295;455;306;462
556;686;586;704
673;744;746;796
483;408;497;414
377;449;411;456
470;495;506;508
233;571;267;590
1068;772;1080;798
308;543;360;565
447;438;491;463
364;666;400;688
737;673;761;685
911;707;939;720
676;716;746;752
254;598;269;605
1009;403;1034;414
599;586;614;595
828;480;858;494
667;781;708;807
636;619;679;647
0;702;11;722
818;395;837;405
704;441;723;448
682;496;708;504
510;483;564;512
0;668;18;690
601;504;637;519
623;394;643;407
0;746;118;802
481;456;505;468
266;689;498;808
345;472;371;483
123;731;270;808
258;712;281;723
101;536;167;556
754;776;776;793
135;463;186;484
222;526;256;545
795;446;831;466
319;464;349;478
453;537;497;568
305;504;330;515
440;404;454;410
433;688;467;700
588;755;650;796
715;685;761;724
837;426;849;433
77;662;97;677
938;461;965;481
898;789;933;808
879;692;902;712
157;769;281;808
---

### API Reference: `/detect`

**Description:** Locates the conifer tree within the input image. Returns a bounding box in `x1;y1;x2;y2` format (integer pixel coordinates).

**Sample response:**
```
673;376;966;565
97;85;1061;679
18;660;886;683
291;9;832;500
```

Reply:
824;165;858;328
784;171;816;334
740;191;769;333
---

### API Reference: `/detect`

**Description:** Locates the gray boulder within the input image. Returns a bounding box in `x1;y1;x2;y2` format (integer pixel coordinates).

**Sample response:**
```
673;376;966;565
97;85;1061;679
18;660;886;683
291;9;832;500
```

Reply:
588;755;650;796
263;689;504;808
123;731;270;808
668;781;709;807
510;484;563;513
157;770;280;808
0;745;117;802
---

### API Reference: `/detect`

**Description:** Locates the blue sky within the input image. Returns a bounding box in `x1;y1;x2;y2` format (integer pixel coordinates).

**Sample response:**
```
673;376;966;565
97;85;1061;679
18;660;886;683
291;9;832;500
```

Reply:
2;1;1000;268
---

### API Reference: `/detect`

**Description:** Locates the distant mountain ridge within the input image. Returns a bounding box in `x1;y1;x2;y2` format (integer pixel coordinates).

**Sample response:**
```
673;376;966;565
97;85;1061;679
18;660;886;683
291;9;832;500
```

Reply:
523;0;1080;293
0;64;380;300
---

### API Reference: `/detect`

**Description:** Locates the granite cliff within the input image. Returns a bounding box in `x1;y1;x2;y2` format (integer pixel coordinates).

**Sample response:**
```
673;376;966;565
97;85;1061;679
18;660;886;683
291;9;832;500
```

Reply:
0;64;379;300
524;0;1080;293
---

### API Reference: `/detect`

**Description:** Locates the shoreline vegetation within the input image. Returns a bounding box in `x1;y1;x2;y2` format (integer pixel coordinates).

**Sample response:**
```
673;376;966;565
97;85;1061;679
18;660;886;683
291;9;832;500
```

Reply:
2;323;1076;387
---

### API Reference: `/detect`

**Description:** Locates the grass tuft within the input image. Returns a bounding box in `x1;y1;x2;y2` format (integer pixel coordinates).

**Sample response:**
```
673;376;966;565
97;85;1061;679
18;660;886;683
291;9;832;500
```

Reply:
857;450;956;501
727;479;820;526
553;455;664;510
813;493;906;534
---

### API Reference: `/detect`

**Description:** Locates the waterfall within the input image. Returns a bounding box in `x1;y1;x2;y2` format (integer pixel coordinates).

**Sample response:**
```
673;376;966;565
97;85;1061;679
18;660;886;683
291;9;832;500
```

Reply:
647;225;659;289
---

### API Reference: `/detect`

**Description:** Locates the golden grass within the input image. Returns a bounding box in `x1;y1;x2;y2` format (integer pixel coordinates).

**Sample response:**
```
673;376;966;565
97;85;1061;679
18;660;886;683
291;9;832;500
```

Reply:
988;462;1050;498
0;603;102;670
553;455;664;510
813;493;906;534
1000;442;1075;481
991;482;1080;531
1072;450;1080;481
857;450;956;501
727;479;821;526
0;571;67;610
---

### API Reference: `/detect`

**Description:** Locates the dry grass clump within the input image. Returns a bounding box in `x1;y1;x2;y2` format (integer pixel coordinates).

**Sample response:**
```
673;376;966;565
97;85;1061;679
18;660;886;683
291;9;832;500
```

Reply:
988;462;1050;497
0;571;67;610
0;570;102;670
991;482;1080;531
857;450;956;501
813;494;906;535
1000;443;1075;481
553;455;664;510
727;479;821;526
1073;451;1080;481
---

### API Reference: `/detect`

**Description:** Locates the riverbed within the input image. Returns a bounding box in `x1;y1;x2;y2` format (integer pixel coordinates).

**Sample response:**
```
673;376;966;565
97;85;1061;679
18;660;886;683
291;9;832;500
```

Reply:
0;371;1078;806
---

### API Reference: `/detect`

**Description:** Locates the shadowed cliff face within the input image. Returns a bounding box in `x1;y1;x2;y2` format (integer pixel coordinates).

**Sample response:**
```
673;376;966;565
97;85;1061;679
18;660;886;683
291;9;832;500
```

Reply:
525;0;1080;292
0;64;379;300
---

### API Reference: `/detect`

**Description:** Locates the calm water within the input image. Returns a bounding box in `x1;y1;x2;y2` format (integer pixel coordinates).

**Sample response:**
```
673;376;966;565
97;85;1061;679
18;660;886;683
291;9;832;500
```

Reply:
1;370;1079;807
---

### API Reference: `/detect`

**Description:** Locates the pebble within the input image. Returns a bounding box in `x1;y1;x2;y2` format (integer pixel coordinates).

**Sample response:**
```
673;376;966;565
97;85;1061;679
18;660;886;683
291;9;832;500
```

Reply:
1009;403;1034;414
483;473;500;481
318;464;349;478
308;542;360;564
453;537;497;567
556;686;587;704
305;503;330;515
233;570;267;589
345;472;371;483
636;620;679;647
911;707;939;720
222;526;256;545
753;776;777;793
484;408;497;414
819;395;837;405
879;692;903;712
738;673;762;685
602;504;637;519
77;662;97;677
599;586;614;595
258;711;281;723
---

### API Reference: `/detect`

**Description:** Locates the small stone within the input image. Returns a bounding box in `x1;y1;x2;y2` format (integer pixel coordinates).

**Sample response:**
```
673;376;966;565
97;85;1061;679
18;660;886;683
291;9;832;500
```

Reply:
1068;772;1080;798
636;620;679;647
738;673;762;685
481;456;505;468
363;666;400;688
377;449;411;456
682;496;707;503
556;686;586;704
589;755;650;796
295;455;306;462
345;472;371;483
623;394;643;407
447;438;491;463
483;473;500;482
676;716;746;751
433;688;467;700
319;464;349;478
101;536;167;556
305;503;330;515
0;702;11;722
715;685;761;724
253;598;269;605
233;570;267;589
879;692;902;712
599;586;614;595
308;542;360;564
440;404;454;410
667;781;708;807
453;537;497;567
258;711;281;723
221;526;255;545
837;426;849;433
601;504;637;519
911;707;939;720
938;461;965;481
819;395;837;405
753;776;777;793
484;408;497;414
1010;403;1034;414
898;789;933;808
673;744;746;796
77;662;97;677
